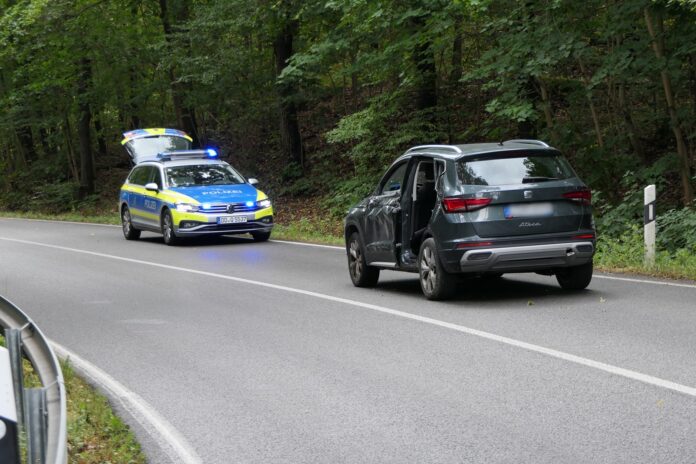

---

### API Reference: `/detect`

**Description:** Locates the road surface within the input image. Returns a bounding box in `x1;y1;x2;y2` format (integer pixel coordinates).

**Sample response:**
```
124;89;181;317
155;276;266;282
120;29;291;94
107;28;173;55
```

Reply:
0;218;695;463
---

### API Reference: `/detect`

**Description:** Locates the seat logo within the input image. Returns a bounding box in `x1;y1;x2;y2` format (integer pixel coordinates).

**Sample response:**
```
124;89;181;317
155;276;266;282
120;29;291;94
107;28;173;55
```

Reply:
524;190;533;199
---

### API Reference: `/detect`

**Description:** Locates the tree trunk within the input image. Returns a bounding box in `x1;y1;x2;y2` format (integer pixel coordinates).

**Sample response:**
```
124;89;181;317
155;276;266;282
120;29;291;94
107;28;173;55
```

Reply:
273;18;303;167
536;77;556;144
577;58;603;147
77;57;94;198
617;83;646;163
158;0;199;145
644;7;693;205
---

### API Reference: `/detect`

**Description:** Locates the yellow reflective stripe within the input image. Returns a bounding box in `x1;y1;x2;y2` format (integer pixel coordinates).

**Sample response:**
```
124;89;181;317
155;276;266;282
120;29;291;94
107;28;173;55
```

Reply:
171;210;209;226
131;209;159;221
121;184;147;195
145;128;166;136
256;189;268;201
157;189;199;205
254;207;273;219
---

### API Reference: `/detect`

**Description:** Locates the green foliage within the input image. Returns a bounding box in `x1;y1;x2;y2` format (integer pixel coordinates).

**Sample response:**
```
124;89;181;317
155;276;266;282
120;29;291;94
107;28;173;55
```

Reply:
657;208;696;253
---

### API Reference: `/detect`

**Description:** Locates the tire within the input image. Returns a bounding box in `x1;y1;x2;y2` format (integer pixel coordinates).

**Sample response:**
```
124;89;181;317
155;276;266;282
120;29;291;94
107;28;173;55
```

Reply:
419;238;456;300
121;206;141;240
347;232;379;287
161;209;180;246
556;261;593;290
251;230;272;242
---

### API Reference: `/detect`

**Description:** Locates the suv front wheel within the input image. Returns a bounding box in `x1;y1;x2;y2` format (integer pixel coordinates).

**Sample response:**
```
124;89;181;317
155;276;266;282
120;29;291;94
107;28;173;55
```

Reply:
347;232;379;287
419;238;456;300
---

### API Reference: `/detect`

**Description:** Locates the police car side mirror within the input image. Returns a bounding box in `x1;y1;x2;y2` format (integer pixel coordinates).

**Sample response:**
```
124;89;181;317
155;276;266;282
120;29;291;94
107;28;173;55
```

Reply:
248;178;259;186
145;182;159;192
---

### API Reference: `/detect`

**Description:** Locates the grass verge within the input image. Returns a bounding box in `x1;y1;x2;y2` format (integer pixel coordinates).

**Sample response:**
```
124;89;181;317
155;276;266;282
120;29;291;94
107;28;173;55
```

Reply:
0;334;146;463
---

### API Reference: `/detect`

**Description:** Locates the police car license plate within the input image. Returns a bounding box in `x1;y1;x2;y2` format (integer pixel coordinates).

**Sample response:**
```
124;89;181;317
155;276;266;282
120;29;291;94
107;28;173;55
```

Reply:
218;216;247;224
504;202;553;219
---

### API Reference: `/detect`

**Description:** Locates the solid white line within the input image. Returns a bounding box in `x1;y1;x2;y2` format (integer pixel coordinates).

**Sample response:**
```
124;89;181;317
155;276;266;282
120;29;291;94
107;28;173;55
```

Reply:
593;274;696;289
3;217;694;288
270;239;343;250
51;341;203;464
3;236;696;398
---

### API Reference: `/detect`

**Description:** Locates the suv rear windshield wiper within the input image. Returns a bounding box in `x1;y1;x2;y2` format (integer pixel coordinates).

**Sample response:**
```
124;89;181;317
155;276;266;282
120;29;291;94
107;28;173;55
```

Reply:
522;176;558;183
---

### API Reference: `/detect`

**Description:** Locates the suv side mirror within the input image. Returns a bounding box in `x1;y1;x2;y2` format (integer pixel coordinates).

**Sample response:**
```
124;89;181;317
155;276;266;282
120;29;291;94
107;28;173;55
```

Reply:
248;178;259;186
145;182;159;192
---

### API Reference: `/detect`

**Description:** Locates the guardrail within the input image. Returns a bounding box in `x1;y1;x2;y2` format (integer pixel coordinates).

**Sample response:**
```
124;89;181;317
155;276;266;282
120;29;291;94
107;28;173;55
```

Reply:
0;295;67;464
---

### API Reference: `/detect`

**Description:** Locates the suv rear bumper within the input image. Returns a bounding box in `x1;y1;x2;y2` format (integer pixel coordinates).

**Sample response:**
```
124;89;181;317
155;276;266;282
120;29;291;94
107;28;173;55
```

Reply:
456;241;594;273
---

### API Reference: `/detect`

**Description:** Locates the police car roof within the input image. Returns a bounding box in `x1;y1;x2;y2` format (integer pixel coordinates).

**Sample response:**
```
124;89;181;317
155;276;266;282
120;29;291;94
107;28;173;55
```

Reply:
141;158;228;168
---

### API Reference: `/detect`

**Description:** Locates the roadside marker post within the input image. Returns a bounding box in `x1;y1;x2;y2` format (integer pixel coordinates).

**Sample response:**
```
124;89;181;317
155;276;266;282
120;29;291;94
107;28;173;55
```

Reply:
0;346;20;464
644;184;656;267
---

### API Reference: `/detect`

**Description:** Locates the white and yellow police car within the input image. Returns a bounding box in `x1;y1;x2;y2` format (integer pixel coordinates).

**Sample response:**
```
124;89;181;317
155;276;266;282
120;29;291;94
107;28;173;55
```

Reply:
119;128;273;245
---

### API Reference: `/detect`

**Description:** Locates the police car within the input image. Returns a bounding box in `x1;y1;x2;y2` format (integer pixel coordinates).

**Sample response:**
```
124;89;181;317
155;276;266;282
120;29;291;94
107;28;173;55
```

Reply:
119;128;273;245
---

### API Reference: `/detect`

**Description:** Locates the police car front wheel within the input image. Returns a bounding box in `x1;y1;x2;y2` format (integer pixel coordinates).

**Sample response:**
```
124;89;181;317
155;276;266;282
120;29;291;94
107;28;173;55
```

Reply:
122;206;141;240
161;210;180;246
251;230;271;242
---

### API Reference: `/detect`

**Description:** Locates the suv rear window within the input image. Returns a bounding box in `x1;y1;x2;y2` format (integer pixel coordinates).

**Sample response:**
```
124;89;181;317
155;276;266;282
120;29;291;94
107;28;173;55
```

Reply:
457;153;576;186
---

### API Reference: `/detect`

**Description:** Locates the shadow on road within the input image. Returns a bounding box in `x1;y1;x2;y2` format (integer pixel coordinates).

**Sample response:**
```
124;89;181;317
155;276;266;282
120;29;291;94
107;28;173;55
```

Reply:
138;234;256;247
375;275;602;303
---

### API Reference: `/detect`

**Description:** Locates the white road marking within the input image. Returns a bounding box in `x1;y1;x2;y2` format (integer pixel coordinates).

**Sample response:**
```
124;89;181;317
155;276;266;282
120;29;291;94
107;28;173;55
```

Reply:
592;274;696;289
2;217;694;288
3;235;696;398
51;341;203;464
270;239;344;250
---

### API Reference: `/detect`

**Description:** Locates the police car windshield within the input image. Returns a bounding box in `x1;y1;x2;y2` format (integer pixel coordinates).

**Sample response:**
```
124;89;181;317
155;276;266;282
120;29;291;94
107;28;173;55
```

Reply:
166;165;245;188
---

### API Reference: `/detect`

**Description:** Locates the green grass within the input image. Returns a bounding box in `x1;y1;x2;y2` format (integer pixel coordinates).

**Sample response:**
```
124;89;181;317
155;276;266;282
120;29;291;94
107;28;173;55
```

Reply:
594;228;696;281
0;210;120;226
0;334;146;463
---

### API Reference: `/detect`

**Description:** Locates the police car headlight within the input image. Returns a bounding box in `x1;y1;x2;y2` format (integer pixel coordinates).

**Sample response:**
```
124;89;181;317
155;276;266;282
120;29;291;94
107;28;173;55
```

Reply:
175;203;199;212
256;199;271;209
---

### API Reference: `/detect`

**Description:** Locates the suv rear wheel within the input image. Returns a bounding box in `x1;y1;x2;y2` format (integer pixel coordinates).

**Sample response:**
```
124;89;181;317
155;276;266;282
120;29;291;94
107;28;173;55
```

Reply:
419;238;456;300
556;261;593;290
347;232;379;287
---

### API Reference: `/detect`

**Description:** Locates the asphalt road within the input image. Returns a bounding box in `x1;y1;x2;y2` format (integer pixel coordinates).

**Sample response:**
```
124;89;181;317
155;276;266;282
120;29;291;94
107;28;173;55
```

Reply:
1;218;695;464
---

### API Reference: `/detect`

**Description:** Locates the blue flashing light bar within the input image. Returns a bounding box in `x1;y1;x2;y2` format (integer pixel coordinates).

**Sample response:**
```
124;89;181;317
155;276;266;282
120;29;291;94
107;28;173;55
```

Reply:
206;148;218;158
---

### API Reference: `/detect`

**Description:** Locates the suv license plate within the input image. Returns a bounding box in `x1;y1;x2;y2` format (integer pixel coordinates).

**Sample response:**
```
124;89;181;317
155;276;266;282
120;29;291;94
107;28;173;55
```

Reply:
504;202;553;219
218;216;248;224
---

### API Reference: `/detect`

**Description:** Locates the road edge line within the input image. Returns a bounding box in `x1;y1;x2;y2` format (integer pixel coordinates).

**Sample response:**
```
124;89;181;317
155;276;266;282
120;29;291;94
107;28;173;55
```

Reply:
51;341;203;464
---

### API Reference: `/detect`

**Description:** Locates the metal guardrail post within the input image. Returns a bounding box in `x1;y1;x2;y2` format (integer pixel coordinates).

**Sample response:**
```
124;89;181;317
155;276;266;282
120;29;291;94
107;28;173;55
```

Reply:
0;296;67;464
5;329;25;429
0;346;21;464
26;388;48;464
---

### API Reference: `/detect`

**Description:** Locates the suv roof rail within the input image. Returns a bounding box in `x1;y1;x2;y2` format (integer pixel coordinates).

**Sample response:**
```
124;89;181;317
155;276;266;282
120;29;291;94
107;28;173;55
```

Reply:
406;144;463;154
504;139;550;148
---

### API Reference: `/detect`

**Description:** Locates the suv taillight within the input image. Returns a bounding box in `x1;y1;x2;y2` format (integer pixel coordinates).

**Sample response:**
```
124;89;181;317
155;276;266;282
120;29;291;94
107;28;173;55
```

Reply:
563;189;592;205
442;197;492;213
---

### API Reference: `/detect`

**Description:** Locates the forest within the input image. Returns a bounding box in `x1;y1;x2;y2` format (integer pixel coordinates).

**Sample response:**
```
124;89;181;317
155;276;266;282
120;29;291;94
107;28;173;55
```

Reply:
1;0;695;272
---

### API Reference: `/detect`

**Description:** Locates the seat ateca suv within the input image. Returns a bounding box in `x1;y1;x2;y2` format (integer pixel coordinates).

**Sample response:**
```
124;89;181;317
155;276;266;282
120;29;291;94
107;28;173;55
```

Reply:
343;140;596;300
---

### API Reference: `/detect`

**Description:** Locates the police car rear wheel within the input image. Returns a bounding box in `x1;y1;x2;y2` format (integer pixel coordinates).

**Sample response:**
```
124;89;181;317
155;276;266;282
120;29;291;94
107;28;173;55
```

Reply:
251;230;271;242
161;210;180;246
122;206;141;240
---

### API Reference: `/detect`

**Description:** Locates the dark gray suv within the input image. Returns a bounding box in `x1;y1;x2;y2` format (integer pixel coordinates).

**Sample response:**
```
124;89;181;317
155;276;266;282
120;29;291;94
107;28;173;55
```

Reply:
343;140;596;300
